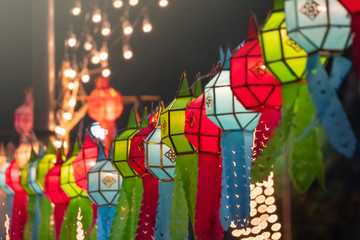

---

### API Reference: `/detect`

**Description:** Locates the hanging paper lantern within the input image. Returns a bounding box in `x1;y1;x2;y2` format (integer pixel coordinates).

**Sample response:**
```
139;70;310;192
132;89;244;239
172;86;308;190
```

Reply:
285;0;352;54
184;91;224;240
72;132;98;191
87;145;122;239
161;73;199;239
205;48;261;230
36;143;58;191
27;147;47;195
14;89;34;137
15;134;39;169
0;158;14;196
20;149;39;196
87;76;124;148
60;142;87;198
230;14;281;111
112;108;139;178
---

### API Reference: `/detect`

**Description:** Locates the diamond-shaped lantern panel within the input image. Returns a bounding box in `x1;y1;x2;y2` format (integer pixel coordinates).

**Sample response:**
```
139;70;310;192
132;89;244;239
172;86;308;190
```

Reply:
72;132;98;191
231;14;281;110
87;146;122;206
205;48;261;131
60;142;87;199
145;114;176;181
20;148;43;196
161;73;196;154
5;160;25;193
184;93;222;154
285;0;352;54
44;152;70;204
35;143;58;191
0;159;15;195
112;108;139;178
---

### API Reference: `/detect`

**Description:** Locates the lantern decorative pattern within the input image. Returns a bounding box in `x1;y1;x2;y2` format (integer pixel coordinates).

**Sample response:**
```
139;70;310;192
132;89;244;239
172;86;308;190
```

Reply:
230;14;281;110
72;132;99;191
112;108;139;178
87;76;124;148
60;142;87;199
87;146;122;206
285;0;352;54
28;147;47;195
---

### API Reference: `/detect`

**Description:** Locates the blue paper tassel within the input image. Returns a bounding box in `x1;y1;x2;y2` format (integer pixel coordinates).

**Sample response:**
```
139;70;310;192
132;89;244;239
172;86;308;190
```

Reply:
155;181;174;240
97;205;117;240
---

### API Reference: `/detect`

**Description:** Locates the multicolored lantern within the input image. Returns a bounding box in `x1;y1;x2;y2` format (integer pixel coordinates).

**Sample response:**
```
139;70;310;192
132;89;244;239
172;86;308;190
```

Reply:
205;47;261;230
44;152;70;239
184;91;223;240
112;108;139;178
285;0;352;54
87;76;124;148
87;146;122;239
14;89;34;137
161;73;198;239
72;132;98;191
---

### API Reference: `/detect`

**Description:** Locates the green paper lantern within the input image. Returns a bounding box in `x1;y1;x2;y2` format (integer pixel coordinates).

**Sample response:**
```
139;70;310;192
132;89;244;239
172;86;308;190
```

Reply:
20;148;43;196
35;143;59;190
160;73;196;154
60;142;87;199
285;0;352;54
112;108;139;178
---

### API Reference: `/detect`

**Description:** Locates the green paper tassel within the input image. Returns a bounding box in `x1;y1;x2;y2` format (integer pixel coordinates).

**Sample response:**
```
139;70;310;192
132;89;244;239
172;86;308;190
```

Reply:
38;195;56;240
24;195;36;240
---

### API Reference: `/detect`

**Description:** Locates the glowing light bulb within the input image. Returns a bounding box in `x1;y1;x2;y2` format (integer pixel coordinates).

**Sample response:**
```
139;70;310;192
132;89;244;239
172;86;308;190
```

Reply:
54;140;62;149
142;18;152;33
81;68;90;83
91;51;100;64
67;33;77;48
90;161;96;167
113;0;123;8
129;0;138;6
92;9;102;23
55;126;66;136
99;45;108;61
63;141;68;149
159;0;168;7
71;1;81;16
63;112;72;120
123;45;133;59
84;41;93;51
69;98;76;107
123;21;133;35
64;68;76;79
102;68;111;77
68;82;75;90
101;21;111;36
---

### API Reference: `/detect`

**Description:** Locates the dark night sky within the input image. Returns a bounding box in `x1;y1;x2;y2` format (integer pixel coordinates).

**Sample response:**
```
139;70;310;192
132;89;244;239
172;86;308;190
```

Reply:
0;0;272;142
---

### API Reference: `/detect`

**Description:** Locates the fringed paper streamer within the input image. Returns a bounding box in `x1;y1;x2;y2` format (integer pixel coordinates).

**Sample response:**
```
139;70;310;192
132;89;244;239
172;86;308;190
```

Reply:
60;197;95;240
170;168;189;240
54;203;69;240
11;192;28;240
252;108;281;161
24;195;36;240
33;194;41;240
351;15;360;75
306;53;355;158
135;175;159;240
0;191;9;240
38;195;55;240
155;181;174;240
109;177;143;240
194;153;223;240
97;205;116;240
220;131;252;230
5;195;13;236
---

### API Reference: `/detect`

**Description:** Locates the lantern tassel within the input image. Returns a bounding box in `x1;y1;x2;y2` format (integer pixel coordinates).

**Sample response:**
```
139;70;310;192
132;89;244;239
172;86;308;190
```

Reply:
109;177;143;240
38;194;56;240
24;195;36;240
155;181;174;240
306;53;356;158
54;202;69;240
135;175;159;240
11;192;28;240
351;15;360;76
194;153;223;240
97;205;116;239
220;131;252;230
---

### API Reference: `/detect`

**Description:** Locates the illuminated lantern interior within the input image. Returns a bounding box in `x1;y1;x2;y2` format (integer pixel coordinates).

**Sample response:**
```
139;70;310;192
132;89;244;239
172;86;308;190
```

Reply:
36;143;58;191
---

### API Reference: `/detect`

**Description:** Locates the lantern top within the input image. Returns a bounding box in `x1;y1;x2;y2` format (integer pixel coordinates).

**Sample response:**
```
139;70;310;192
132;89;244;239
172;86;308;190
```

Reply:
220;47;232;69
191;75;203;98
97;145;107;162
274;0;284;10
140;107;149;129
247;13;259;41
127;108;139;130
338;0;360;14
95;76;110;89
177;72;193;97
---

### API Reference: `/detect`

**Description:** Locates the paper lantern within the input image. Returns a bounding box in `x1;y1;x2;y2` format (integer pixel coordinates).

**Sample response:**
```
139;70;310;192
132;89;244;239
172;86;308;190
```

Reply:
112;108;139;178
72;132;98;191
28;147;47;195
285;0;352;54
87;146;122;206
88;76;124;148
0;158;14;195
14;89;33;137
20;149;40;196
60;142;87;198
15;134;39;169
6;160;25;193
230;14;281;111
145;116;176;181
36;143;58;191
338;0;360;13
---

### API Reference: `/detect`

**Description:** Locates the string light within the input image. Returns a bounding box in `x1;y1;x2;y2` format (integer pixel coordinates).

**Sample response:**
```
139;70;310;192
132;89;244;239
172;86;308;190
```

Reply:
91;50;100;64
113;0;123;8
102;68;111;77
142;17;152;33
68;82;75;90
159;0;168;7
99;44;108;61
69;97;76;107
101;20;111;36
63;112;72;120
54;140;62;149
64;68;77;79
80;68;90;83
84;35;93;51
55;126;66;136
122;20;133;35
129;0;139;6
67;32;77;48
71;0;81;16
123;44;133;59
92;8;102;23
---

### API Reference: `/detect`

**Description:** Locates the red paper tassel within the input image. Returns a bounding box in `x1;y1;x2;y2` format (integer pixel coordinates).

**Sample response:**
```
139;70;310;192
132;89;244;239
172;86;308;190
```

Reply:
54;203;69;240
252;108;281;161
195;153;223;240
135;175;159;240
351;15;360;76
11;192;28;240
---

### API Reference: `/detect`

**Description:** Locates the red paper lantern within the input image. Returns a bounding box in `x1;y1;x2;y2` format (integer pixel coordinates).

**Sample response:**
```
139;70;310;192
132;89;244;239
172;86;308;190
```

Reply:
5;160;24;193
87;76;124;148
230;14;281;111
14;89;33;137
338;0;360;14
72;132;99;192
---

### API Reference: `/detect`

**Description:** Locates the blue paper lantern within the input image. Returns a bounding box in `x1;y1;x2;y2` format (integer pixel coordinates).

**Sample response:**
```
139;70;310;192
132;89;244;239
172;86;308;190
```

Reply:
285;0;352;54
28;148;46;194
0;158;15;195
